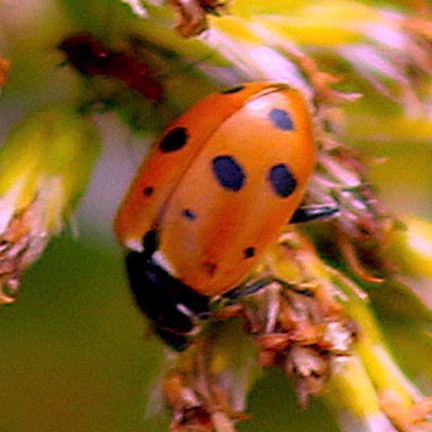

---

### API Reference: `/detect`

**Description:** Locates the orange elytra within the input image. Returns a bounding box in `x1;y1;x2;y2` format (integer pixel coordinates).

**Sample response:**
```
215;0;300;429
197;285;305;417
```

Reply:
115;82;316;297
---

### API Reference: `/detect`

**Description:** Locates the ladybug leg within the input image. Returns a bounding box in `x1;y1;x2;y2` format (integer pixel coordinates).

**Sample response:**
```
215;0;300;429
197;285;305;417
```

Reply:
289;204;338;224
125;250;210;351
223;277;275;300
222;276;305;300
226;277;316;300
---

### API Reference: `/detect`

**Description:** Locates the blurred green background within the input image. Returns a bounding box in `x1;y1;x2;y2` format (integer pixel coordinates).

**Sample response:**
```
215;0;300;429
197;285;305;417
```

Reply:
0;121;340;431
0;139;340;432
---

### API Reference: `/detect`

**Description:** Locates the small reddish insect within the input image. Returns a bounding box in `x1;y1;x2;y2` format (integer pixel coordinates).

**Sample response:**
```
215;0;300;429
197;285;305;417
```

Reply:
59;32;163;102
115;82;335;350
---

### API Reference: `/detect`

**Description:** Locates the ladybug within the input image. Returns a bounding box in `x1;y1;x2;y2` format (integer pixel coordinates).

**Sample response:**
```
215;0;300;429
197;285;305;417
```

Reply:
115;82;336;350
59;32;163;102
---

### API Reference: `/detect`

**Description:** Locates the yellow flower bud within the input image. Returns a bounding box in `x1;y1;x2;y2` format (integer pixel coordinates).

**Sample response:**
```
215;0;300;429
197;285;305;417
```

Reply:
0;105;101;303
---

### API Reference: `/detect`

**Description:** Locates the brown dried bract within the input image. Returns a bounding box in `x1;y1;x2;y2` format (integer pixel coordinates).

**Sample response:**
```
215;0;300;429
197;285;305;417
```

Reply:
163;344;249;432
309;143;397;283
168;0;230;37
250;280;356;406
163;237;358;430
379;391;432;432
278;45;401;284
0;200;48;303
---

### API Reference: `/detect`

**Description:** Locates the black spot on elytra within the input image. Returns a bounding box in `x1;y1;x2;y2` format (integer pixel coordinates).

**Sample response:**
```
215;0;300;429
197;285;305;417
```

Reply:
243;247;256;258
268;163;297;197
221;84;245;94
159;127;189;152
212;155;245;191
182;208;197;220
143;186;154;196
268;108;294;131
